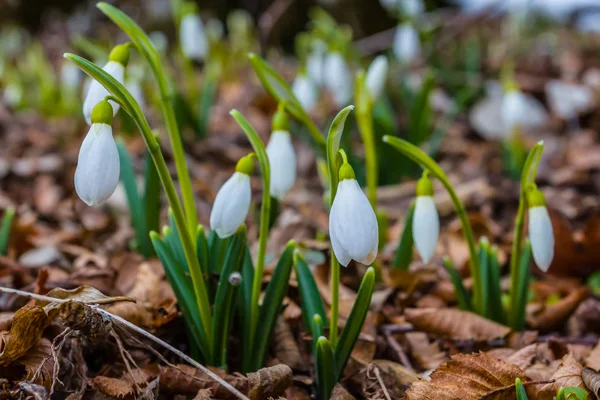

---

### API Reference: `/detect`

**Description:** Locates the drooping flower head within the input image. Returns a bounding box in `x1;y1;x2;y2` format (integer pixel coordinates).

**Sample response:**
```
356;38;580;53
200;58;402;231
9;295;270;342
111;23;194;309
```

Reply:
365;55;389;102
266;107;296;200
210;154;254;238
324;51;353;108
527;187;554;272
292;70;318;111
329;159;378;266
75;100;120;206
393;22;421;64
501;80;548;137
82;43;130;124
179;2;208;61
412;173;439;263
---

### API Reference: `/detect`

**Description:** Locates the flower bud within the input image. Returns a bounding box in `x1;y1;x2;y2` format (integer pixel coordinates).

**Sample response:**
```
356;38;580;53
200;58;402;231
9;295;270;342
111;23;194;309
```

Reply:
366;55;388;102
393;22;420;64
210;155;253;238
75;100;120;206
527;188;554;272
501;86;548;136
180;4;208;61
324;51;353;107
267;110;296;200
292;72;318;111
412;174;439;263
329;161;378;266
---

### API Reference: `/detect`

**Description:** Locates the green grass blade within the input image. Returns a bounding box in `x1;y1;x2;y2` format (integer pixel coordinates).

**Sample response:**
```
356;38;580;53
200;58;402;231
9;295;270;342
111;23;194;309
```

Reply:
408;73;435;146
0;207;15;256
443;257;471;311
197;74;218;139
488;245;506;324
334;267;375;381
509;240;532;330
196;225;209;277
166;210;187;268
143;151;160;247
475;237;490;317
294;253;328;334
211;226;247;368
250;241;296;371
316;336;337;400
392;201;415;269
208;229;230;275
515;378;529;400
239;246;255;373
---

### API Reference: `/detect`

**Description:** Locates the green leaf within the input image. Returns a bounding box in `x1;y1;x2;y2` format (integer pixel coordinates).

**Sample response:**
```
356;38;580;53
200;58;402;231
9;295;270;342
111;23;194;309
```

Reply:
143;150;160;246
316;336;336;400
408;73;435;146
556;387;589;400
250;241;296;371
587;271;600;296
239;247;255;373
0;207;15;256
166;210;187;268
196;225;209;278
211;226;247;368
443;257;471;311
488;245;506;324
392;201;415;269
515;378;529;400
294;253;328;335
326;106;355;205
509;241;532;331
475;237;490;318
197;75;218;139
208;229;230;275
334;267;375;381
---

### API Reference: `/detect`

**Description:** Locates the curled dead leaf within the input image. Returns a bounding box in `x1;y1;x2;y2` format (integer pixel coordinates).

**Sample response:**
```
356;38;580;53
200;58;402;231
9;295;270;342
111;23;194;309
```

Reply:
405;308;511;341
92;376;135;399
528;287;588;331
585;341;600;371
582;367;600;398
331;383;356;400
247;364;293;400
537;353;589;400
35;285;133;307
363;360;419;399
272;316;306;371
0;305;50;367
405;332;448;370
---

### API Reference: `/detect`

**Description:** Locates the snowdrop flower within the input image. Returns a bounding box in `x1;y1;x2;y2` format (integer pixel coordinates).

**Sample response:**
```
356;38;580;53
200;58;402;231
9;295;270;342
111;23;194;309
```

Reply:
266;109;296;200
545;80;594;120
60;61;81;92
380;0;423;16
502;84;549;135
82;44;130;124
329;160;378;266
292;71;318;111
366;55;389;102
527;188;554;272
393;22;421;64
307;39;327;87
210;154;254;238
324;51;353;107
412;174;439;263
179;4;208;61
75;100;120;206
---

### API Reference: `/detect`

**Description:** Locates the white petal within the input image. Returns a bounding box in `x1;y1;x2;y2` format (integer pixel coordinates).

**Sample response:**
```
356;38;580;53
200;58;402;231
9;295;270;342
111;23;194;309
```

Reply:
528;206;554;272
329;179;378;266
180;14;208;61
210;172;251;238
82;61;125;124
412;196;439;263
324;52;353;107
545;80;594;118
74;123;120;206
307;42;326;87
469;95;505;140
501;90;548;133
292;74;318;111
393;23;420;63
266;130;296;200
366;55;388;101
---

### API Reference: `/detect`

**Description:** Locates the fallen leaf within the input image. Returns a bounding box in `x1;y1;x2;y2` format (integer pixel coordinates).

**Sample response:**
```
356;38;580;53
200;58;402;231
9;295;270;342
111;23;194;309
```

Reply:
538;353;590;399
35;285;133;307
0;305;51;367
194;389;213;399
405;308;511;341
21;338;54;387
272;316;306;371
92;376;134;399
585;341;600;371
582;367;600;398
528;287;588;331
247;364;293;400
405;332;448;370
330;383;355;400
364;360;418;399
406;352;527;400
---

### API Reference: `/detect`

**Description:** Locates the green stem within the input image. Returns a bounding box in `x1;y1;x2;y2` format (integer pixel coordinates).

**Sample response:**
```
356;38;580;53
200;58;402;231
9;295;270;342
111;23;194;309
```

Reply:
98;2;198;238
356;108;377;207
229;110;271;353
64;53;213;358
508;141;544;329
383;136;480;306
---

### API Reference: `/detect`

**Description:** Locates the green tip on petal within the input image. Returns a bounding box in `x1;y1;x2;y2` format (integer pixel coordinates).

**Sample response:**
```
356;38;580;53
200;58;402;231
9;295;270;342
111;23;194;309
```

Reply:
108;43;131;66
91;100;114;125
416;174;433;197
271;106;290;131
527;187;546;208
235;154;255;175
338;161;355;181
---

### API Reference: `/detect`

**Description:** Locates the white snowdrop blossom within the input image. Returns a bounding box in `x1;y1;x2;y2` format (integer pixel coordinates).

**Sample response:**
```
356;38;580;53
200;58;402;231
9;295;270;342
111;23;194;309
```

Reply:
412;175;439;263
82;44;129;124
292;73;318;111
502;88;549;135
380;0;423;16
125;65;145;111
210;156;253;238
266;130;296;200
366;55;389;102
393;22;420;64
75;101;120;206
545;80;594;119
306;39;327;87
180;12;208;61
527;189;554;272
324;51;353;107
329;163;378;266
60;61;81;91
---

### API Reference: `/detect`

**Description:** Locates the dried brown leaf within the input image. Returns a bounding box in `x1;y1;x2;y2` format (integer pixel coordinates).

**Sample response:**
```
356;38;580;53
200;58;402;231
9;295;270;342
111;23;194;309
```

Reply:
0;305;50;367
528;287;588;331
405;308;511;341
92;376;135;399
406;352;527;400
330;383;355;400
35;285;133;307
582;367;600;398
405;332;448;370
585;341;600;371
538;353;590;399
193;389;213;400
272;316;306;371
247;364;293;400
365;360;419;399
21;338;54;387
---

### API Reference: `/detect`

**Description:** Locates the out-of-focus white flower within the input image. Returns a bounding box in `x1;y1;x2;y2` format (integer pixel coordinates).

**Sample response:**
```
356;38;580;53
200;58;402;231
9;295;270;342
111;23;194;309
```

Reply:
82;44;129;124
501;88;549;134
307;40;327;88
292;72;318;111
149;31;169;54
545;80;594;119
527;188;554;272
324;51;353;107
329;162;378;266
266;124;296;200
210;155;254;238
60;61;81;91
412;175;439;263
75;100;120;206
380;0;424;16
125;65;145;111
366;55;388;102
392;22;421;64
3;82;22;107
180;11;208;61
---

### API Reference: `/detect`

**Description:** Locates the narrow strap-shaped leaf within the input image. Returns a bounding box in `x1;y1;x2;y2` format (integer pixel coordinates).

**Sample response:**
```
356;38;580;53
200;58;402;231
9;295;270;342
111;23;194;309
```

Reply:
197;75;218;139
166;211;187;269
443;257;471;311
196;225;209;277
326;106;355;204
515;378;529;400
208;229;230;275
487;246;506;324
294;253;328;333
250;241;296;371
392;201;415;269
311;314;324;352
475;238;490;318
0;207;15;256
239;247;255;374
211;226;247;368
334;267;375;381
510;241;532;330
316;336;336;400
408;73;435;145
268;197;279;231
143;150;160;244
